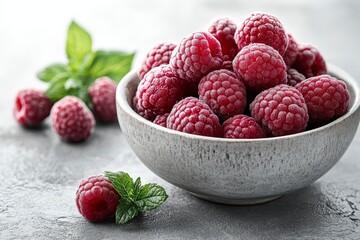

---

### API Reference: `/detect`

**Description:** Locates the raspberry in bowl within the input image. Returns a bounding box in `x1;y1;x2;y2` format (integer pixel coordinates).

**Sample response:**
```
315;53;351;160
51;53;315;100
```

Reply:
116;64;360;205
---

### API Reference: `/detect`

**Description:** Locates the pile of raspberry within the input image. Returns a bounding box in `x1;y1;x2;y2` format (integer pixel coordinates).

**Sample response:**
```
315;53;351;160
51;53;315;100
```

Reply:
134;12;350;139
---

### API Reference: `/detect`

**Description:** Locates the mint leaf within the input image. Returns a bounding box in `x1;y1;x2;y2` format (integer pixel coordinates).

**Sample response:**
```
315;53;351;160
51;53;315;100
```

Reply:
88;50;135;82
45;78;69;102
105;171;135;200
115;199;139;224
66;21;92;70
135;183;168;211
133;177;142;200
37;64;69;82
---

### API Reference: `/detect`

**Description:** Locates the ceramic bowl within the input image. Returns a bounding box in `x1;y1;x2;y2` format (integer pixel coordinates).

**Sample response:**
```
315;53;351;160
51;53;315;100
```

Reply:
116;64;360;205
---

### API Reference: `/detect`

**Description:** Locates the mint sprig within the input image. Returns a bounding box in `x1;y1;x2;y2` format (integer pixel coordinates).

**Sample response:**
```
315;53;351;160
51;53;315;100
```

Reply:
37;21;135;107
104;171;168;224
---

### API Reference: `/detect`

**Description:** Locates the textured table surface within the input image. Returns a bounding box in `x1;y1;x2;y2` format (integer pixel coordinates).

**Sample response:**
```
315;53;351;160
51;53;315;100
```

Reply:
1;0;360;239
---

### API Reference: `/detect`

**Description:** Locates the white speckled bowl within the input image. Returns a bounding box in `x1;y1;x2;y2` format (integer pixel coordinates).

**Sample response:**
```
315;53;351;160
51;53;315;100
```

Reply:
116;64;360;205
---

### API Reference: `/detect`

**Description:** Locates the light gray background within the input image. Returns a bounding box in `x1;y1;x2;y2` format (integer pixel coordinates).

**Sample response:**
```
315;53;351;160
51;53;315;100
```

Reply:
1;0;360;239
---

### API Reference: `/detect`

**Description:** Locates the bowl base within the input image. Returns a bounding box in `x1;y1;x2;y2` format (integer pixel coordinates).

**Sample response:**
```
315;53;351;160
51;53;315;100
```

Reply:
189;192;283;205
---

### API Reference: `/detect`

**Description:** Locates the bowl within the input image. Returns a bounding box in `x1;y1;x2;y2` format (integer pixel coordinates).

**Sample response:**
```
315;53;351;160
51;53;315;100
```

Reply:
116;64;360;205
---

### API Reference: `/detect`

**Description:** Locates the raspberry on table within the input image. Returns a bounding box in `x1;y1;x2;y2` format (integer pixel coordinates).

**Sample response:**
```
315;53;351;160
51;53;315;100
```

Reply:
250;84;308;137
233;43;287;92
292;44;327;78
138;42;177;79
135;65;184;121
198;69;247;120
234;12;289;55
223;114;266;139
170;31;223;83
167;97;222;137
14;89;52;127
76;175;120;222
295;75;350;124
51;96;95;142
88;77;117;123
153;113;169;127
287;68;306;87
208;18;238;61
283;33;299;67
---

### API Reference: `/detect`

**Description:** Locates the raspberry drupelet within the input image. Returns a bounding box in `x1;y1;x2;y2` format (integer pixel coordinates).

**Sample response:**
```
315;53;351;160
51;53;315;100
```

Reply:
153;113;169;127
287;68;306;87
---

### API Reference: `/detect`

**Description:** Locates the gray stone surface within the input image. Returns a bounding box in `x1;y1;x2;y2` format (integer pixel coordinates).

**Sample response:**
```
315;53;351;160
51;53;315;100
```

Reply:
1;0;360;239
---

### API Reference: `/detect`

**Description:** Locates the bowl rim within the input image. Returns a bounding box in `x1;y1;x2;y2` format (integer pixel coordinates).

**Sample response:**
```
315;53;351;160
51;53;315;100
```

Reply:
116;63;360;143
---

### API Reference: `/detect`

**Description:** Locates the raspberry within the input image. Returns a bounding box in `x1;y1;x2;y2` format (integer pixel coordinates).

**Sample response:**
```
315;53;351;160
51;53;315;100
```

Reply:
14;89;52;127
287;68;306;87
208;18;238;61
51;96;95;142
233;43;287;92
153;113;169;127
283;34;298;67
221;60;233;71
135;65;184;121
198;69;247;120
170;32;223;83
167;97;222;137
293;44;327;78
223;114;266;139
138;42;176;79
250;84;308;136
295;75;349;124
76;175;120;222
234;12;288;55
88;77;117;123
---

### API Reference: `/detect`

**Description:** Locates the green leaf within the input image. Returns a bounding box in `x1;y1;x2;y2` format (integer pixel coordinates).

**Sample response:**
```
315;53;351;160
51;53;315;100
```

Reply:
45;78;69;102
133;177;142;200
115;199;139;224
66;21;92;70
88;50;135;82
135;183;168;211
37;64;69;82
105;171;135;200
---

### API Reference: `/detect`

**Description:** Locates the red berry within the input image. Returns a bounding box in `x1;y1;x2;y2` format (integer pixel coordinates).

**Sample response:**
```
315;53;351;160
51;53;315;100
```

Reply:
138;42;176;79
293;44;327;78
208;18;238;61
198;69;247;120
167;97;222;137
221;60;233;71
14;89;52;127
250;84;308;137
287;68;306;87
233;43;287;92
170;32;223;83
153;113;169;127
88;77;117;123
223;114;266;139
76;175;120;222
132;95;156;120
51;96;95;142
135;65;184;121
234;12;288;55
283;34;299;67
295;75;349;124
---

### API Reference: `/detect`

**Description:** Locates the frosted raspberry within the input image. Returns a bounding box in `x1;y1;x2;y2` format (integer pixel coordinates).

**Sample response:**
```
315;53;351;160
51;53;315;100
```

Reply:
233;43;287;92
283;34;299;67
51;96;95;142
76;175;120;222
221;60;233;71
208;18;238;61
138;42;176;79
223;114;266;139
198;69;247;120
234;12;288;55
287;68;306;87
170;32;223;83
250;84;308;136
167;97;222;137
135;65;184;121
14;89;52;127
295;75;349;124
88;77;117;123
293;44;327;78
153;113;169;127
